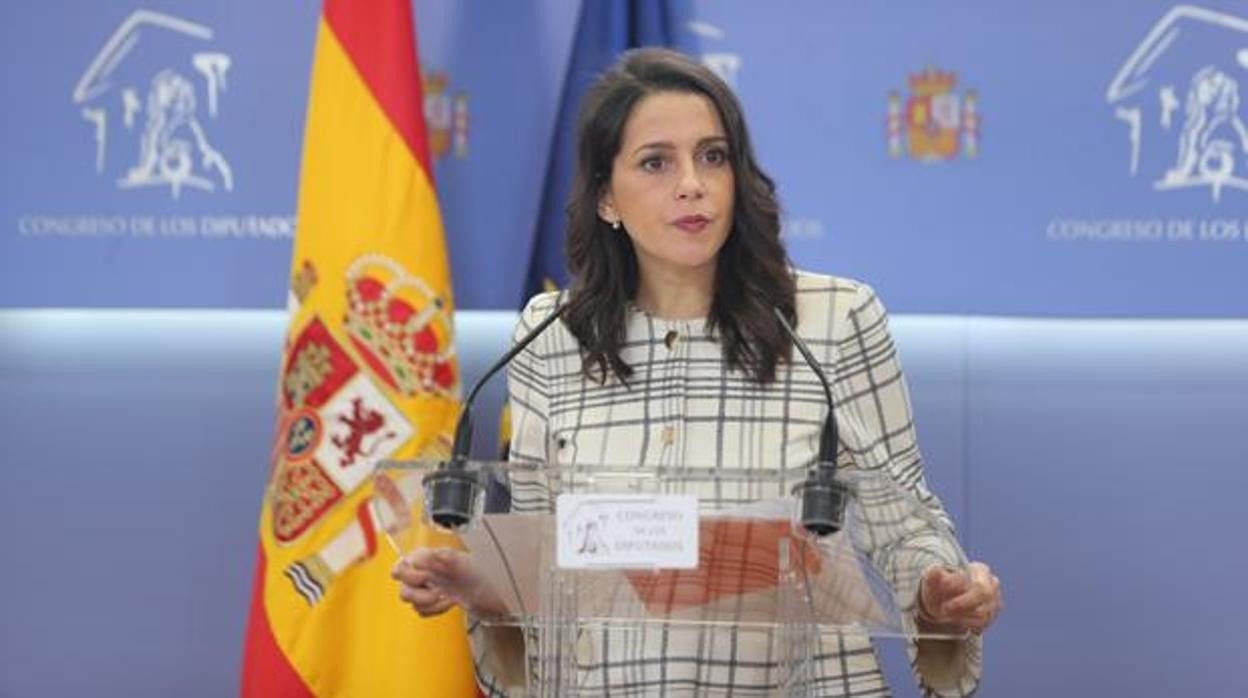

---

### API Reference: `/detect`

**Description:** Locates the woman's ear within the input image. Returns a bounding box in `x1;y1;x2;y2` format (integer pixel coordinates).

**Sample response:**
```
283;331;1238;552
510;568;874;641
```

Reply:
597;191;617;226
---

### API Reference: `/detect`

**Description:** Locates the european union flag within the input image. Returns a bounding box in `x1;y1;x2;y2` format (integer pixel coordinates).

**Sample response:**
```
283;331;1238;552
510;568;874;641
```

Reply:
524;0;679;298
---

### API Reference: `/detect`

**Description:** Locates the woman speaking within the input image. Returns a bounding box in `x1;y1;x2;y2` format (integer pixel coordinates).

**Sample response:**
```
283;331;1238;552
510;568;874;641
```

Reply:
395;48;1001;697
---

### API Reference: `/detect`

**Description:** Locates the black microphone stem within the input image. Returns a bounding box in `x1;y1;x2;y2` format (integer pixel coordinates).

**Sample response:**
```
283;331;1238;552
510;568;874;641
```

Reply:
425;301;566;529
449;302;566;466
772;308;838;468
772;306;849;536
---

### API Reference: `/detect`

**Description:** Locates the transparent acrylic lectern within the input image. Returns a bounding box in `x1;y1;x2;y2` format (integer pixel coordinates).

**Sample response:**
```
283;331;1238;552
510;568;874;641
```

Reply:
374;460;964;697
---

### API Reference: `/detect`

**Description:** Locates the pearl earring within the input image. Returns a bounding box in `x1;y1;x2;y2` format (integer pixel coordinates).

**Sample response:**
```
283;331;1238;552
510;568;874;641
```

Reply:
611;219;621;230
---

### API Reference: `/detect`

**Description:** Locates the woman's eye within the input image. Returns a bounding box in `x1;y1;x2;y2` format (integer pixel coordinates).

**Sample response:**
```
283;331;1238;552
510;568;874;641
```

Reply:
702;148;728;166
640;156;666;172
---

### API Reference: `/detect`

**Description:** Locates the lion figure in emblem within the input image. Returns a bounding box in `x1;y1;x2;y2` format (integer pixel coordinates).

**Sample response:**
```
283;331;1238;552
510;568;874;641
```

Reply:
331;397;395;467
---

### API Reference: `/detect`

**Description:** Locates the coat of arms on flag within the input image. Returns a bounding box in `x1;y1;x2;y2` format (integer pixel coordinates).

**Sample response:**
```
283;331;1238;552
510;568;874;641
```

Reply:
240;1;477;695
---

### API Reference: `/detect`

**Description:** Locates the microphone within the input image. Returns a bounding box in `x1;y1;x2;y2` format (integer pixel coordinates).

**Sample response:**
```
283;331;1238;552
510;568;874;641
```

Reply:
772;307;850;536
423;301;566;529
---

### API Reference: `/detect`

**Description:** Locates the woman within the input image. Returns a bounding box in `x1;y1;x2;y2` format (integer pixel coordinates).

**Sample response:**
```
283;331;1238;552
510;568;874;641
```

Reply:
395;48;1001;696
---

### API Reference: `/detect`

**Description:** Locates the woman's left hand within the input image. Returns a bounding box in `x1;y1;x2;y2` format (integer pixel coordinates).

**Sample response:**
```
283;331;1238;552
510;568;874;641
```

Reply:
917;561;1002;635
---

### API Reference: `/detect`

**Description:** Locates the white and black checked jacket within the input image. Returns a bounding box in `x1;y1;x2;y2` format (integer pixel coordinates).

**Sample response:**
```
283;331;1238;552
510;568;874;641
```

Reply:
473;271;981;697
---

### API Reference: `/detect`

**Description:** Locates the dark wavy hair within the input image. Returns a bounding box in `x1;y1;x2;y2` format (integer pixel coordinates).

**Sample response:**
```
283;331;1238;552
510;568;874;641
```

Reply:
562;47;796;385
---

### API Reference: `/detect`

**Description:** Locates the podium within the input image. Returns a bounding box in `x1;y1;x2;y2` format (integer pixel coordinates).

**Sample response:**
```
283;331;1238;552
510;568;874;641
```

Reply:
374;460;964;697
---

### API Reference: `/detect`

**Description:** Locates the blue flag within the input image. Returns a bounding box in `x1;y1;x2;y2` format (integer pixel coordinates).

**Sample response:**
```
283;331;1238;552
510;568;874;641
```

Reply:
524;0;678;298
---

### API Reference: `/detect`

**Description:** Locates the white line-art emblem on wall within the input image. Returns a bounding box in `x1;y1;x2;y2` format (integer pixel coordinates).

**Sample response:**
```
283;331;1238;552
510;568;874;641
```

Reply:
1108;5;1248;202
686;20;741;88
73;10;234;199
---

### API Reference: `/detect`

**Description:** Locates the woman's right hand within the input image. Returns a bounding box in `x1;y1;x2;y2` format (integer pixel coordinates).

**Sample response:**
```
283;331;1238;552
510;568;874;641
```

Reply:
392;547;507;619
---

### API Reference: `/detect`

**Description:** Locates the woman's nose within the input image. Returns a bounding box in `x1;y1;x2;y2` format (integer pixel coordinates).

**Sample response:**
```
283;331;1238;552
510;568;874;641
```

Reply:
674;158;705;199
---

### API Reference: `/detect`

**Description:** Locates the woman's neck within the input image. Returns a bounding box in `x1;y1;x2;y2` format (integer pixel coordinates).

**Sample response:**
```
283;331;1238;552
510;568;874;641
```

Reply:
634;265;715;320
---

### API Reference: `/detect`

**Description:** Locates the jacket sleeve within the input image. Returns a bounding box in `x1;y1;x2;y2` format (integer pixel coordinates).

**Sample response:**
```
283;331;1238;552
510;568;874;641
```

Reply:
832;282;982;697
467;292;562;697
504;292;561;510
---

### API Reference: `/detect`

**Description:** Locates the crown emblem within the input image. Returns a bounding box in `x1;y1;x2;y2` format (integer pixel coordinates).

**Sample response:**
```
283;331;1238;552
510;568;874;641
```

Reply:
909;67;957;97
343;254;457;398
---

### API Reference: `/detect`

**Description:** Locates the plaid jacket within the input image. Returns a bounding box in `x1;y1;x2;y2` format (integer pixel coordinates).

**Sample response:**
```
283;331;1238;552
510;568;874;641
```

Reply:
473;271;980;697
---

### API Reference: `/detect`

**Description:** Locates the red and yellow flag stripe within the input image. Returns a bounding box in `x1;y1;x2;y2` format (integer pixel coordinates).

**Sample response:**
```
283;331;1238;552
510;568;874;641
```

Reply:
241;1;476;695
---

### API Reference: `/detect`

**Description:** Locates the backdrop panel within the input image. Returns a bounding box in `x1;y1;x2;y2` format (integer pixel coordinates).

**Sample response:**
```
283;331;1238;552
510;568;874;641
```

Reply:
4;1;1244;315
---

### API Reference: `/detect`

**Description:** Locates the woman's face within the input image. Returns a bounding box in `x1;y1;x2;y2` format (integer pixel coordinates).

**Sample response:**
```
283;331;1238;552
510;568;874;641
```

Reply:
599;91;735;283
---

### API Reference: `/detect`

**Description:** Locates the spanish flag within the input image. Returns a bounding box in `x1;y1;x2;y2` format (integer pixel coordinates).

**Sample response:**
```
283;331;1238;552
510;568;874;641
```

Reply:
240;0;476;695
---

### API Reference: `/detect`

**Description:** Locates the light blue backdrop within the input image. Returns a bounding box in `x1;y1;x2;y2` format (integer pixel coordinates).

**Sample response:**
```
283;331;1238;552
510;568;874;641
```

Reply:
2;1;1245;314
